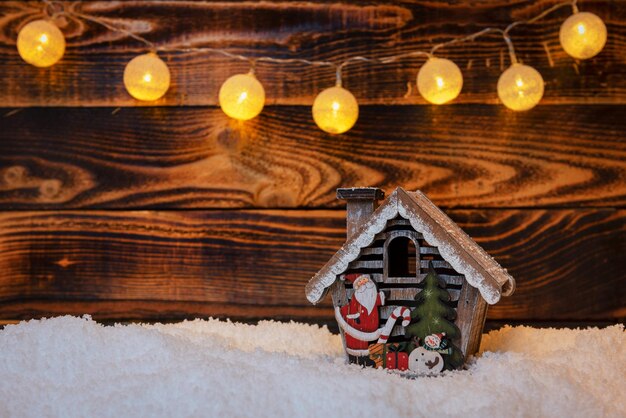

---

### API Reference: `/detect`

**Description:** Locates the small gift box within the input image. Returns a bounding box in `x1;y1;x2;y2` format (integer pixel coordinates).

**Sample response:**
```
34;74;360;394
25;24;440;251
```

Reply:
368;342;408;369
385;344;408;371
368;343;386;368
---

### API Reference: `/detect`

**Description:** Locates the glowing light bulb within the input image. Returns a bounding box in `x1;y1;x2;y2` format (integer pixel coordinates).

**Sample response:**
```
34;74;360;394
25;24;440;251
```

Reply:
312;86;358;134
17;19;65;68
417;58;463;105
219;73;265;121
123;53;170;101
497;64;544;111
560;12;607;60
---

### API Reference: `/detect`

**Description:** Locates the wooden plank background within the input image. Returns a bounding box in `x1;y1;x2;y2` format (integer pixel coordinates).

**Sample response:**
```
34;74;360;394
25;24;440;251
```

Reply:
1;105;625;209
0;0;624;323
0;0;625;106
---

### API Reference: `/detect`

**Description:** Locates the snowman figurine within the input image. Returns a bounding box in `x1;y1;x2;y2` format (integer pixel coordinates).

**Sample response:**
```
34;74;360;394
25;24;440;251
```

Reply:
408;333;447;375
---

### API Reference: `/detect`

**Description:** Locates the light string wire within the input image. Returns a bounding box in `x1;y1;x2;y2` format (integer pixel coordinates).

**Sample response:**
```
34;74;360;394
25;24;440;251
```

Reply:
41;0;579;85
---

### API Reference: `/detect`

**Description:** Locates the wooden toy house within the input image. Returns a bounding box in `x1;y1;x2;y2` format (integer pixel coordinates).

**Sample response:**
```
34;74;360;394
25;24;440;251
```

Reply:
305;187;516;374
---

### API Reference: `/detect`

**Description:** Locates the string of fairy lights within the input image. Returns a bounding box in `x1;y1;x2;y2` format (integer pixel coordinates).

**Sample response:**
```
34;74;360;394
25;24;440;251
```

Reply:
16;0;607;134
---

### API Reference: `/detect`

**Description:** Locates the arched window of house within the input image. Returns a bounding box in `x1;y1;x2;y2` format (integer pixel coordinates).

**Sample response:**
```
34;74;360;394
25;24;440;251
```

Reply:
387;236;417;277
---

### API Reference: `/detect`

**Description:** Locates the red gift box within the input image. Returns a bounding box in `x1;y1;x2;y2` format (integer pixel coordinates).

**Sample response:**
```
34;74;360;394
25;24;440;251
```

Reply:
385;350;409;371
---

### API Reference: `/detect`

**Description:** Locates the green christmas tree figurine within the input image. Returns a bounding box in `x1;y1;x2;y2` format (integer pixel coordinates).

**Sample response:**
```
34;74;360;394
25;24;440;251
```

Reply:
405;261;464;370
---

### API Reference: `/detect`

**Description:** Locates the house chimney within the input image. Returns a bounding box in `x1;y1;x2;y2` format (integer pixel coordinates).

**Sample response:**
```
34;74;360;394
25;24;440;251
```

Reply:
336;187;385;239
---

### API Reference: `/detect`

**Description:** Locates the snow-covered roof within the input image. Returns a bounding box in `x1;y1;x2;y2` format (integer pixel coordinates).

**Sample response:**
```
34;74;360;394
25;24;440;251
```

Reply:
305;188;516;305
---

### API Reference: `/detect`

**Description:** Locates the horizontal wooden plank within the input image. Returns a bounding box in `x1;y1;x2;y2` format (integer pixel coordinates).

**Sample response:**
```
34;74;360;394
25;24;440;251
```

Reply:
361;247;383;256
0;1;623;106
387;219;412;227
384;274;464;286
348;260;383;269
346;288;461;303
356;246;443;258
0;105;624;209
374;231;424;241
0;208;623;321
420;260;452;270
0;300;332;322
420;247;440;255
387;288;461;302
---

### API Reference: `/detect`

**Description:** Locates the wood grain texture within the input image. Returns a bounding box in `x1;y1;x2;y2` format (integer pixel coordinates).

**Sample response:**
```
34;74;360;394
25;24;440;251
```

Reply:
456;283;489;358
0;0;623;325
1;105;624;209
0;1;624;106
0;208;623;321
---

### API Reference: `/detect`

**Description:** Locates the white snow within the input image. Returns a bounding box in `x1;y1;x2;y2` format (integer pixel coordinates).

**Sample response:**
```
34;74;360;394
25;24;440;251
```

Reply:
0;316;624;418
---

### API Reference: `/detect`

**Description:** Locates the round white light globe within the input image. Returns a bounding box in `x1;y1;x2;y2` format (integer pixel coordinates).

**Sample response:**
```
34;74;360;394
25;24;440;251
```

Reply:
312;86;359;134
17;19;65;68
123;53;171;101
417;57;463;105
219;73;266;121
497;64;544;111
560;12;607;60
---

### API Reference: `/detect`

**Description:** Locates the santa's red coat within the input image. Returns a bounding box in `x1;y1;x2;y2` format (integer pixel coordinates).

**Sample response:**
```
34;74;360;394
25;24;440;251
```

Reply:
340;292;384;350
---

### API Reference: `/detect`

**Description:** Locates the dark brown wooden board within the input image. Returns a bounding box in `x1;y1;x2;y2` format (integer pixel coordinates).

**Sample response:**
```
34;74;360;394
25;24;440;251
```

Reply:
0;0;624;324
0;209;623;321
1;105;624;209
0;1;624;106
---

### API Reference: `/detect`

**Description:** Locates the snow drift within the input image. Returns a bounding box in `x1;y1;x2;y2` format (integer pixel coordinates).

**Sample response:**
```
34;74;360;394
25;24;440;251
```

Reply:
0;316;624;418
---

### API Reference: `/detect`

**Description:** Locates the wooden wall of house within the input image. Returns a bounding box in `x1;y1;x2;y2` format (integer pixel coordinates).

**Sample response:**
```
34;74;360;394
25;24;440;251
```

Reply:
0;0;624;325
341;217;467;340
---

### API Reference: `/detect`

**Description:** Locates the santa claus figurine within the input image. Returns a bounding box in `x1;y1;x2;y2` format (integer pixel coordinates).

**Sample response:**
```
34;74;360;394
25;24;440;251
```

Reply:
340;273;385;365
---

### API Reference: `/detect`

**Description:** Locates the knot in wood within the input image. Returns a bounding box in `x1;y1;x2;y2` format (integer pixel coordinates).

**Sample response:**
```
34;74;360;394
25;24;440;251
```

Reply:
256;185;298;208
3;166;27;185
43;1;65;19
39;179;62;199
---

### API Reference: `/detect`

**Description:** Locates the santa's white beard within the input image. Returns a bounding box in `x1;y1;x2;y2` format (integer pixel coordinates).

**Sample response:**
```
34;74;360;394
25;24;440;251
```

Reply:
354;281;377;315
